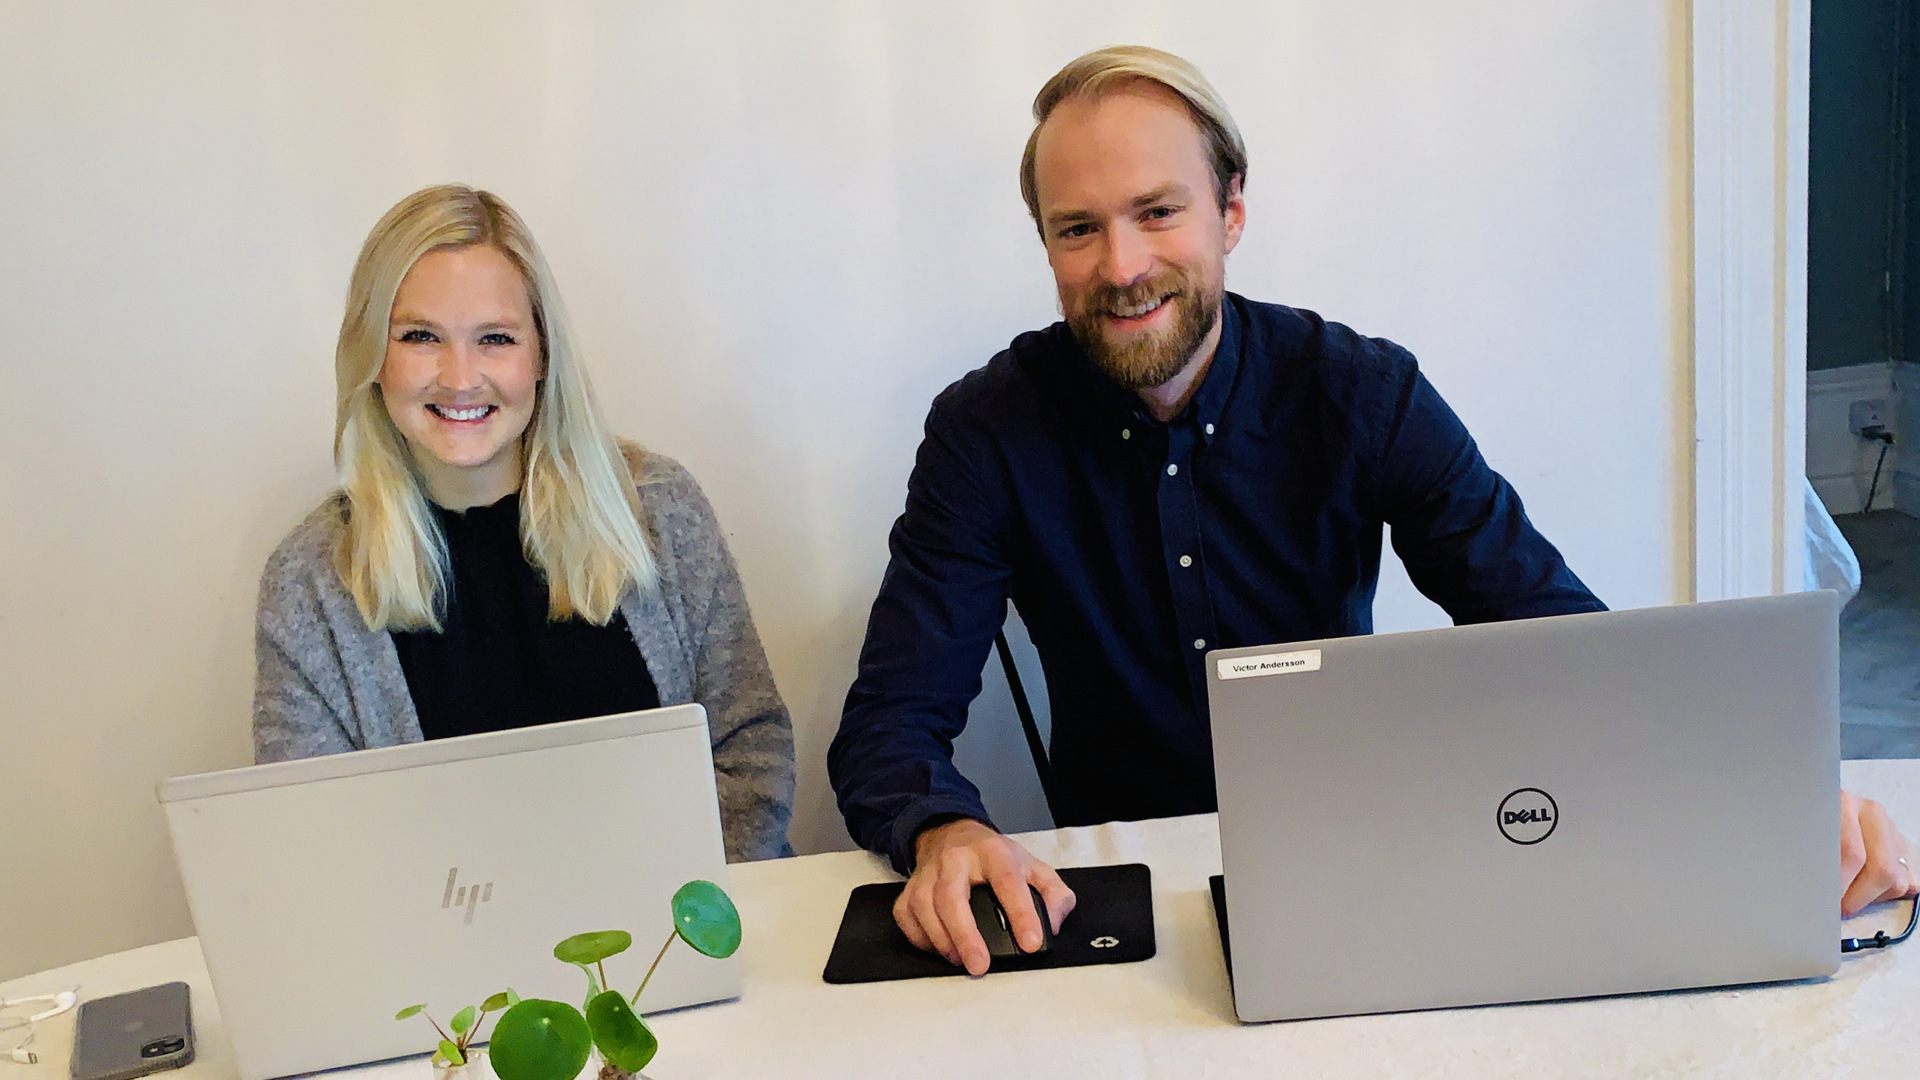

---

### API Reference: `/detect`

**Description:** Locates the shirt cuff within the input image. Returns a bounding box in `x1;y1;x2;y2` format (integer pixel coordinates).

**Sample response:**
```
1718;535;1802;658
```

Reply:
887;795;997;877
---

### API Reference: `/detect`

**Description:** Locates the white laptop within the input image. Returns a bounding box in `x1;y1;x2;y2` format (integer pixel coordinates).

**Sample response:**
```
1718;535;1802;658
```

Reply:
159;705;739;1080
1206;593;1840;1023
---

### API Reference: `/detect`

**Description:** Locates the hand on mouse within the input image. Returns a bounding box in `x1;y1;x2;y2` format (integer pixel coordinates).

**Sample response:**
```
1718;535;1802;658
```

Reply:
894;817;1076;976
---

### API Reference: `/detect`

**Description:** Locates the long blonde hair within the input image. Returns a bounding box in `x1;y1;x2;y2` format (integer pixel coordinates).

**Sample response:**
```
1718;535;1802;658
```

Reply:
332;184;656;631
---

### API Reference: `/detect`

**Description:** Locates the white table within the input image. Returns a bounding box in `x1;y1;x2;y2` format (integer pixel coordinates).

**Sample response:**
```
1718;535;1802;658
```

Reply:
9;760;1918;1079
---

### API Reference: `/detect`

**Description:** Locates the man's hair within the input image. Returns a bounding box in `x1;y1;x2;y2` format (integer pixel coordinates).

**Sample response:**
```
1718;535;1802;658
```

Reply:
332;183;657;631
1019;46;1248;234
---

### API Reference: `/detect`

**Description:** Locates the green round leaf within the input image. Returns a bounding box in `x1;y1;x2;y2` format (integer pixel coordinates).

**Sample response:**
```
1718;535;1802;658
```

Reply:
481;992;511;1014
450;1006;476;1036
437;1040;465;1067
553;930;632;966
584;991;657;1073
395;1004;426;1022
671;879;741;958
488;1000;591;1080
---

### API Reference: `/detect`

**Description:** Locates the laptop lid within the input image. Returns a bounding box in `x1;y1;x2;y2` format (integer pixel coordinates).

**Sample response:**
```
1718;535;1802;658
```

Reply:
159;705;738;1080
1207;594;1840;1023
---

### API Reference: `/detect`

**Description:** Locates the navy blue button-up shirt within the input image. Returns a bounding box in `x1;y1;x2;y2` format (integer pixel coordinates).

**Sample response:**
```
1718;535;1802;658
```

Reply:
829;295;1604;873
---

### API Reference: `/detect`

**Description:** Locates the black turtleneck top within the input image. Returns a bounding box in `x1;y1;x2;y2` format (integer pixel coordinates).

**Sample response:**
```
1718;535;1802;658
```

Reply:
391;493;659;740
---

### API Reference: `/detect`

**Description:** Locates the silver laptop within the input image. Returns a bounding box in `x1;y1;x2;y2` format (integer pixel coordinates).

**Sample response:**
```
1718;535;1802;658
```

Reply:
1206;593;1840;1023
159;705;740;1080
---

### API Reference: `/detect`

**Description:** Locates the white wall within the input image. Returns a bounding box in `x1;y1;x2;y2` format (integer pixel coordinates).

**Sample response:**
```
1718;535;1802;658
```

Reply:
0;0;1689;979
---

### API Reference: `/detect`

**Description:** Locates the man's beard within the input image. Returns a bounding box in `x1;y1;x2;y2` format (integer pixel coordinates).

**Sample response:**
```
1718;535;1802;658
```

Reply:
1065;267;1221;391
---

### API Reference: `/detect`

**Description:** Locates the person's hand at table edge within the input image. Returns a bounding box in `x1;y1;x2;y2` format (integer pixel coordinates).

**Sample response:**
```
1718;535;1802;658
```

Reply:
893;817;1077;976
1841;789;1917;917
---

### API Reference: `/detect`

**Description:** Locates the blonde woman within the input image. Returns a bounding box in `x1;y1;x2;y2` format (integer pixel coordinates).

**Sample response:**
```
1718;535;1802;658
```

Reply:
253;184;794;861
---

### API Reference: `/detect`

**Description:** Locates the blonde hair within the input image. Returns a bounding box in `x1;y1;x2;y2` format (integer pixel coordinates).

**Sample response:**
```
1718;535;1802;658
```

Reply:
332;184;657;631
1019;46;1248;233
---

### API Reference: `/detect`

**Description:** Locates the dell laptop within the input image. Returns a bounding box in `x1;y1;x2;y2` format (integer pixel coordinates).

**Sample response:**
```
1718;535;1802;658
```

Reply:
160;705;739;1080
1207;592;1840;1022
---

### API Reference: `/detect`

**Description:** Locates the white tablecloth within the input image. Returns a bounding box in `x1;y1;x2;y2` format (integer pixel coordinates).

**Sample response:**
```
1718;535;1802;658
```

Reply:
8;760;1918;1079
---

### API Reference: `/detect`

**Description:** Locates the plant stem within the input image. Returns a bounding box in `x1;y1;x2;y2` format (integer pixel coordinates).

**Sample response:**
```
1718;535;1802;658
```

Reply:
427;1014;453;1046
630;929;678;1007
460;1007;486;1055
597;960;608;997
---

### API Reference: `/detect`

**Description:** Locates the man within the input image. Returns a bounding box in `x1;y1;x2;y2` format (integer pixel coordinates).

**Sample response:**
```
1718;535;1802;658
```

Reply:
828;46;1914;977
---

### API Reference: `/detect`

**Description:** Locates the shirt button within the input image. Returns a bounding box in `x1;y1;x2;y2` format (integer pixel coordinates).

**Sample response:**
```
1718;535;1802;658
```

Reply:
1179;555;1193;567
1205;423;1216;436
1166;463;1179;476
1193;638;1207;650
1121;428;1131;440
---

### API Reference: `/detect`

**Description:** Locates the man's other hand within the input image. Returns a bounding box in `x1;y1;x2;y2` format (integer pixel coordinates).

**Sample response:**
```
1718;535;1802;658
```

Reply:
894;818;1077;976
1841;789;1917;917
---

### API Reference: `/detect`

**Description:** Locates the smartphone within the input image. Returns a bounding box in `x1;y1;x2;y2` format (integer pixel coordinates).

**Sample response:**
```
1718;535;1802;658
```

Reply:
70;983;195;1080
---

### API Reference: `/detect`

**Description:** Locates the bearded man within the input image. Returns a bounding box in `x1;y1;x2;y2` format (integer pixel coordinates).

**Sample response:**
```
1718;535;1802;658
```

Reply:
827;45;1916;976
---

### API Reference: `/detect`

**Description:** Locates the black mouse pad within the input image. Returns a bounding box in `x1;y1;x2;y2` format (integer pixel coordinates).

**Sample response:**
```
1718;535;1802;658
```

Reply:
822;862;1156;983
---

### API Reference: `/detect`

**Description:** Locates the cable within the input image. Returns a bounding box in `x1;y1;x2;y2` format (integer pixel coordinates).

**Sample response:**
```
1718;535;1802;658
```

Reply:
1865;442;1891;512
4;1024;38;1066
1860;426;1896;512
0;990;78;1065
1841;896;1919;954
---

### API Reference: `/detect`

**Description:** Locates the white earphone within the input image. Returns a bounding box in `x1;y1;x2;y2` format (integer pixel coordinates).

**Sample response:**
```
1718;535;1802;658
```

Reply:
2;991;78;1064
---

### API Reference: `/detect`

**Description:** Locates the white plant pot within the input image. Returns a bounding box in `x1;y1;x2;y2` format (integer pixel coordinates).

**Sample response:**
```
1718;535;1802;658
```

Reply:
434;1047;492;1080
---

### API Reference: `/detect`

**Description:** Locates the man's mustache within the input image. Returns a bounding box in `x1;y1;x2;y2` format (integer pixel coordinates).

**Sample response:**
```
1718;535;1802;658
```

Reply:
1077;271;1195;320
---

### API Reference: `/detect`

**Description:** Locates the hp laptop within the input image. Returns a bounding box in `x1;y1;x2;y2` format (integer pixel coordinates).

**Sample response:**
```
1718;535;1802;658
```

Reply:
160;705;739;1080
1207;593;1840;1023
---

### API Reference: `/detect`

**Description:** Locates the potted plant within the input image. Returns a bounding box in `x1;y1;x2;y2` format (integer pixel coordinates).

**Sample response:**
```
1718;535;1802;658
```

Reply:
488;880;741;1080
395;991;517;1080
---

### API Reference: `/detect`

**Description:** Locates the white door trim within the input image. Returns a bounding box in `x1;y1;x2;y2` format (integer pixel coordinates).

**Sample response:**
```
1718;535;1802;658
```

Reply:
1691;0;1809;600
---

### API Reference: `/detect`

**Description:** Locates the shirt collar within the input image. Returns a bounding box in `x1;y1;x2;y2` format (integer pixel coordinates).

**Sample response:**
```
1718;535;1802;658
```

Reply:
430;491;521;532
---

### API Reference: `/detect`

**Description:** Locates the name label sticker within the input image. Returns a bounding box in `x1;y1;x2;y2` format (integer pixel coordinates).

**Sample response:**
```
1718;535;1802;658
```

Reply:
1216;649;1322;681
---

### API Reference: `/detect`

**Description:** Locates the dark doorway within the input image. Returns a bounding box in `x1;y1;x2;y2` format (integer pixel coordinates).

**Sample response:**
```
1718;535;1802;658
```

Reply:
1811;0;1920;756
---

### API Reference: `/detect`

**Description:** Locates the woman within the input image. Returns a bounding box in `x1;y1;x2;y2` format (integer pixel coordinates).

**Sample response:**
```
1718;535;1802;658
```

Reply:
253;184;794;861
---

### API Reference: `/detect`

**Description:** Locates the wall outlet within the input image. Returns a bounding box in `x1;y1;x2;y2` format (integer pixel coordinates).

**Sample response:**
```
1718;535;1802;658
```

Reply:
1850;398;1889;436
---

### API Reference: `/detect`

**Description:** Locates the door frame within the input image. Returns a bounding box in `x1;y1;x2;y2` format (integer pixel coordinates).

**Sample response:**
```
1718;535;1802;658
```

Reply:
1691;0;1810;600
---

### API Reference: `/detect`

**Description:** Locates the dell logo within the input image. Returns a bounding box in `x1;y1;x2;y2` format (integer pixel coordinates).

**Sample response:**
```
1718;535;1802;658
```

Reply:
1497;788;1558;845
441;867;494;925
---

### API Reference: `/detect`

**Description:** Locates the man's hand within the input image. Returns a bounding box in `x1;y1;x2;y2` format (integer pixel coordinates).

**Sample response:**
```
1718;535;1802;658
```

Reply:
1841;789;1916;917
894;818;1077;976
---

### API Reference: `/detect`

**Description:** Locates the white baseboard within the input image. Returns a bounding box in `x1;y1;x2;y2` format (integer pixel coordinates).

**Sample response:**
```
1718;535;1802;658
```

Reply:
1808;362;1897;515
1815;470;1905;516
1895;471;1920;517
1813;475;1863;516
1897;363;1919;498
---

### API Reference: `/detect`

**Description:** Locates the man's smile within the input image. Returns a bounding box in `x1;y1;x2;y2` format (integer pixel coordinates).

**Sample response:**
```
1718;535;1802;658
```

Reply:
1102;291;1177;333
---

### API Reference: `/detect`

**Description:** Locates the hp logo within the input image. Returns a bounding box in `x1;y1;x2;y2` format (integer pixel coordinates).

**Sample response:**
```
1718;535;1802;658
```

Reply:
1497;788;1558;845
441;867;494;925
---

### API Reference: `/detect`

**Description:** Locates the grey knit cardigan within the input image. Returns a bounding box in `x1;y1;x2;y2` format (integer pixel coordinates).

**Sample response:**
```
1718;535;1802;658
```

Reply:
251;451;796;862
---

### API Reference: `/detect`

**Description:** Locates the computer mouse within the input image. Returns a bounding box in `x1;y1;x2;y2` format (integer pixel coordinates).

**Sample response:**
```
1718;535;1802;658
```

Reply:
968;882;1054;959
